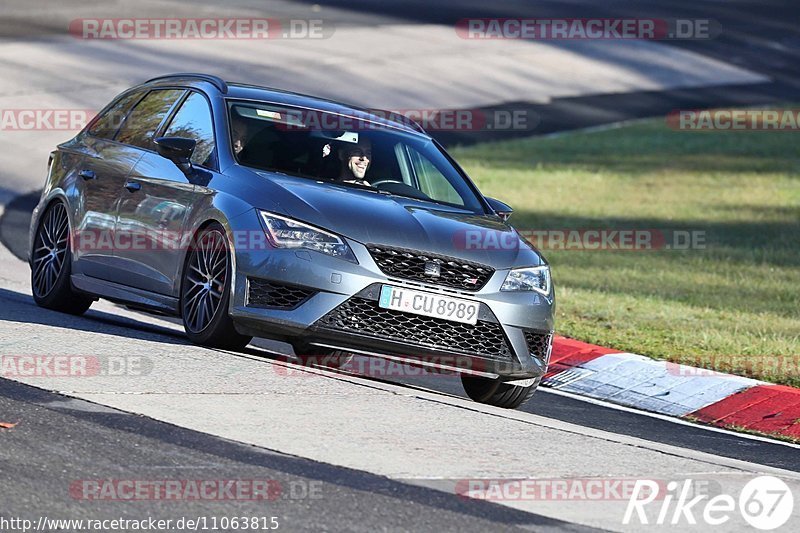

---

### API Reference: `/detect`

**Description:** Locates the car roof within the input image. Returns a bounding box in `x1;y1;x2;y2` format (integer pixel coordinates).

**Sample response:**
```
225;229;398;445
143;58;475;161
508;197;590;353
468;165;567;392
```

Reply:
140;73;429;137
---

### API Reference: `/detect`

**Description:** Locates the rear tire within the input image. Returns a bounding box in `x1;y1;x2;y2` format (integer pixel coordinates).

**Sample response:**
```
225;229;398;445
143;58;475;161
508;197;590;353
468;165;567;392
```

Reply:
180;224;251;350
461;374;540;409
30;201;93;315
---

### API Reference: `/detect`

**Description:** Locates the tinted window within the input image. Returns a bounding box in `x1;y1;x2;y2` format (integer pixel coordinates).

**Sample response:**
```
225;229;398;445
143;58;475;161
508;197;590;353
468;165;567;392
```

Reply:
228;102;485;212
405;146;465;207
116;89;184;149
87;90;144;139
163;92;216;167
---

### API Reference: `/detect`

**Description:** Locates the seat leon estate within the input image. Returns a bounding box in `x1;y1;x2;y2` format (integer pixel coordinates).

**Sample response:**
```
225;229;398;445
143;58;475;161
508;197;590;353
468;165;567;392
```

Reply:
29;73;554;408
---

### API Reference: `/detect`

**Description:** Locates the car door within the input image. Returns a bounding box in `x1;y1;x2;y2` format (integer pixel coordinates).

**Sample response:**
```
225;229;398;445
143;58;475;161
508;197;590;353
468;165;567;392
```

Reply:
114;90;216;296
77;88;188;286
72;90;146;282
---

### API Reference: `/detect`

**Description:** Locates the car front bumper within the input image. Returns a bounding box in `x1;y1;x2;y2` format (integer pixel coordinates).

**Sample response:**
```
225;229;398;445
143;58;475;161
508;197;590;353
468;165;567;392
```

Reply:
227;214;555;380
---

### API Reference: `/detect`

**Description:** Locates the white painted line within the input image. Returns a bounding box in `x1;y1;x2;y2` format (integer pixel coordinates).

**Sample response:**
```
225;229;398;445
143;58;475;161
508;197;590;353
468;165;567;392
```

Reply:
286;359;798;450
541;387;800;450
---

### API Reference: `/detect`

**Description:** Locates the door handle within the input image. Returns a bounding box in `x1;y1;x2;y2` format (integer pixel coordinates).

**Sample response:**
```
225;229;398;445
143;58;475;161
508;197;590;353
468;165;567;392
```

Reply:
124;181;141;193
78;169;96;181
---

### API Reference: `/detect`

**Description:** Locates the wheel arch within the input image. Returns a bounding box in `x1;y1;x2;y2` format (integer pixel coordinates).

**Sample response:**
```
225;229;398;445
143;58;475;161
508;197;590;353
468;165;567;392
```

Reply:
29;190;71;267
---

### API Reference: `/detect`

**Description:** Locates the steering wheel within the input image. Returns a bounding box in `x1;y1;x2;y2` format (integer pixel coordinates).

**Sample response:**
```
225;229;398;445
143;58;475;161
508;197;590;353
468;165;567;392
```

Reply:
370;179;397;187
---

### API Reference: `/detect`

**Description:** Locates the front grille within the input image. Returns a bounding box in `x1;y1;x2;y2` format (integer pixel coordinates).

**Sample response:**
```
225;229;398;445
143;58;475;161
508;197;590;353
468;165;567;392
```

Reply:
316;296;512;359
525;331;552;362
367;245;494;291
247;278;315;309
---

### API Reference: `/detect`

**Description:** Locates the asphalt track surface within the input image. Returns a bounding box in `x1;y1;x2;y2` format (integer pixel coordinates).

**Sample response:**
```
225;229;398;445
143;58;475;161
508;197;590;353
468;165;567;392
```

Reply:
0;378;591;532
2;1;800;531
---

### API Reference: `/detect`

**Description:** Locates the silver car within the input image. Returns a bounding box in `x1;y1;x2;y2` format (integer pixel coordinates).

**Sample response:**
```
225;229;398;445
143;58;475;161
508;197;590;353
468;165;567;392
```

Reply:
29;73;554;408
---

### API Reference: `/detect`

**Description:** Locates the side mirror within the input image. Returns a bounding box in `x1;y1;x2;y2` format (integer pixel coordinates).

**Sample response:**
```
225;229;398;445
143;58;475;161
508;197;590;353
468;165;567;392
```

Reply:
485;197;513;221
154;136;196;175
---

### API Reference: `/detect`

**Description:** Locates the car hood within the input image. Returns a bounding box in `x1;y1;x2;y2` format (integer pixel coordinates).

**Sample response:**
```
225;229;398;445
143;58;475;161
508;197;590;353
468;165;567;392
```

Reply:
252;171;543;269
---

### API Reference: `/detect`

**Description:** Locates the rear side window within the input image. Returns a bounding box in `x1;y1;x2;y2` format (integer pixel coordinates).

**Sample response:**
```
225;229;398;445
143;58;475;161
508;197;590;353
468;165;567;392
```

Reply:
116;89;185;149
163;92;216;168
87;90;144;139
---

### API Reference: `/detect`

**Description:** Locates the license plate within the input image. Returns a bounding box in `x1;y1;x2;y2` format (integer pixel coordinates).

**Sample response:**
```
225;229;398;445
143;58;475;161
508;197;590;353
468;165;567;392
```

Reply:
378;285;479;325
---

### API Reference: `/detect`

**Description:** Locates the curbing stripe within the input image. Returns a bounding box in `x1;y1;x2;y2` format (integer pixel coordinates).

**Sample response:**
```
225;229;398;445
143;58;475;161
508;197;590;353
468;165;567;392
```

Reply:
545;335;617;378
691;385;800;438
547;336;798;440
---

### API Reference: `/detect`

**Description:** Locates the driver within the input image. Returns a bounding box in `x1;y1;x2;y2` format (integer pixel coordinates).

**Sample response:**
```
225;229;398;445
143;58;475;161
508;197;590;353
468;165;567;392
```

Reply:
231;115;250;156
337;137;372;186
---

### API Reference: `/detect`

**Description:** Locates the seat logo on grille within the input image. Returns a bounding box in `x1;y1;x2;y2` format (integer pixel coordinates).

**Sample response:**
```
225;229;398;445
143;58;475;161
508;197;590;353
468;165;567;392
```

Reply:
424;261;441;277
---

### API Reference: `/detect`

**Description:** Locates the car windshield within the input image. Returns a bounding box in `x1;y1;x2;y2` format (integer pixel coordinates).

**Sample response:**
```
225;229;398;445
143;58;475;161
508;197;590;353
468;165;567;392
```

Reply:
227;101;486;212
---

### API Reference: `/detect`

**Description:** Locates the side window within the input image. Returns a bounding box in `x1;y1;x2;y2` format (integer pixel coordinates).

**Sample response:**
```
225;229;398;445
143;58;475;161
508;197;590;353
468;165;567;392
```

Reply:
163;92;216;167
406;146;464;206
87;91;144;139
115;89;185;149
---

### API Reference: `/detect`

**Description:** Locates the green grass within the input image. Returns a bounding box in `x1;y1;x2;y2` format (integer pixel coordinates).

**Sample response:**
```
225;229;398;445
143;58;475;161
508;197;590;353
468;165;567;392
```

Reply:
450;115;800;386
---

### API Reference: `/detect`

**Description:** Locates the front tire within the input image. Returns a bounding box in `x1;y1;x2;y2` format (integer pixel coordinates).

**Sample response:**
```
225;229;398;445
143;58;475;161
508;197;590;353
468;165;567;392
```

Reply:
461;374;540;409
180;224;251;350
30;201;93;315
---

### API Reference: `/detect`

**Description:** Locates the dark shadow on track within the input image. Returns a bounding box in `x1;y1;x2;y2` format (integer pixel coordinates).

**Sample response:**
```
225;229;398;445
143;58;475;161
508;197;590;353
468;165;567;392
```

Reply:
0;287;190;346
0;379;593;531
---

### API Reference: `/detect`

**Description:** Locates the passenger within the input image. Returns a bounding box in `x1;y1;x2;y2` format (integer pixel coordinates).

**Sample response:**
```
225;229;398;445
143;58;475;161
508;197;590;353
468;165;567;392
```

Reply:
231;115;250;156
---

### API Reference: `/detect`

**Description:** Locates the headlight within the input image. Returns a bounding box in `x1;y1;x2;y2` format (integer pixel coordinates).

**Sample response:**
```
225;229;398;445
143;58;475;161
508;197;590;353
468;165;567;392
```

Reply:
259;211;357;262
500;265;551;295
